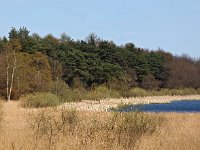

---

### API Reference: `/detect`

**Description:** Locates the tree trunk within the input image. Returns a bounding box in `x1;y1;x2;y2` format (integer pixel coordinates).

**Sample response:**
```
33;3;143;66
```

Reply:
8;49;17;102
6;49;10;102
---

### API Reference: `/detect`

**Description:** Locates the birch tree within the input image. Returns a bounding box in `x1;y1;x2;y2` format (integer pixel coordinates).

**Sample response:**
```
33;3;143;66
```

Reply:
5;39;21;101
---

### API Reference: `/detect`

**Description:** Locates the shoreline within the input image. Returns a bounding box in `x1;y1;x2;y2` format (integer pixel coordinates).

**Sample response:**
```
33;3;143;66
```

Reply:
60;95;200;112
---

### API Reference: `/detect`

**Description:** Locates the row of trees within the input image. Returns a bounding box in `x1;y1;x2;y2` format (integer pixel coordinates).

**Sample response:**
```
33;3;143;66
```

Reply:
0;27;200;100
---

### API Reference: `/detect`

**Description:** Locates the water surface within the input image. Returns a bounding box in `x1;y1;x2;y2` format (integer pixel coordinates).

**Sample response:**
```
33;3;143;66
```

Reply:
119;100;200;112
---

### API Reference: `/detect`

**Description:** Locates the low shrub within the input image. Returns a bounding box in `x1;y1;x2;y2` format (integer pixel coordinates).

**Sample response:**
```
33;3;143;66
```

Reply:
21;92;61;108
53;84;120;102
106;112;161;149
52;82;200;102
170;89;185;95
51;80;80;102
85;86;120;100
126;88;199;98
159;89;171;95
181;88;197;95
127;87;149;97
197;88;200;95
162;88;198;96
27;109;79;150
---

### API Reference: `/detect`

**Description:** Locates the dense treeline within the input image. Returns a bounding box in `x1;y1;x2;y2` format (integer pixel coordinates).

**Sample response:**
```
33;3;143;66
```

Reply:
0;27;200;100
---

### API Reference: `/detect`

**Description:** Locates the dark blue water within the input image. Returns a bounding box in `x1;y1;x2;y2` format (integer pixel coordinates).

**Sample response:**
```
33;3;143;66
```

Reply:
119;100;200;113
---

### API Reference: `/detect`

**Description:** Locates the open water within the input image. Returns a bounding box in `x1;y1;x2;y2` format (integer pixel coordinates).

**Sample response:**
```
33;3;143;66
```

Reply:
119;100;200;112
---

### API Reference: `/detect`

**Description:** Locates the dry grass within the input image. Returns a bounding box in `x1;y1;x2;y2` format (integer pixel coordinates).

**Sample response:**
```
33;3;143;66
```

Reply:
0;101;200;150
0;101;160;150
136;113;200;150
26;109;160;150
0;101;32;149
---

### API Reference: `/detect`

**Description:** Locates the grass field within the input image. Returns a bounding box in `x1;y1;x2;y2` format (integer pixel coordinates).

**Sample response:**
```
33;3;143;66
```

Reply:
136;113;200;150
0;100;200;150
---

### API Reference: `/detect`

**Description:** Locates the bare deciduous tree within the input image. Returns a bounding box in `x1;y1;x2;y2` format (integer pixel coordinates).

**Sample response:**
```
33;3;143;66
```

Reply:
4;39;21;101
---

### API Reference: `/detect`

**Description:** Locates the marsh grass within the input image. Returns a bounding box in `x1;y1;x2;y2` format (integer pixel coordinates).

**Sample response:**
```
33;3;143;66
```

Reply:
36;85;200;105
127;88;149;97
159;88;198;96
56;85;121;102
136;113;200;150
27;109;63;150
21;92;61;108
103;112;161;149
27;109;161;150
126;87;200;98
85;86;120;100
1;101;200;150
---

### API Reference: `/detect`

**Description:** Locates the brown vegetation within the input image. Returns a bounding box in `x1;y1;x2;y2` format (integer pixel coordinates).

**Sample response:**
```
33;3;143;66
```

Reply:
0;101;200;150
28;109;160;150
0;101;160;150
136;113;200;150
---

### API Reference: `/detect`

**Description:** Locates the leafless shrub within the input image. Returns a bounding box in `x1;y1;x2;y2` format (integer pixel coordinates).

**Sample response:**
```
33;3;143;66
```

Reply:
27;109;162;150
27;109;63;150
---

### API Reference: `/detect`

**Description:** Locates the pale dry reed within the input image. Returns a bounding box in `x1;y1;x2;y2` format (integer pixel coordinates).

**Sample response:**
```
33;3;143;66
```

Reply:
0;100;200;150
136;113;200;150
0;101;159;150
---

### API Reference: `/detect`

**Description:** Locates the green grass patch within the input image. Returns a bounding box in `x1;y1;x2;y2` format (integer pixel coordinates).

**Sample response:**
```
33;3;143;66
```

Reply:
52;82;200;102
84;86;120;100
21;92;61;108
127;87;149;97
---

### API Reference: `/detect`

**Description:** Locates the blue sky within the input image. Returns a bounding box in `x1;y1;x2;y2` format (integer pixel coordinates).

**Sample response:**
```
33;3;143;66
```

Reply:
0;0;200;58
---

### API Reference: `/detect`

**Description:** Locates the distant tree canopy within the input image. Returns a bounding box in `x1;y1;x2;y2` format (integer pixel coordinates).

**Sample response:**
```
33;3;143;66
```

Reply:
1;27;200;98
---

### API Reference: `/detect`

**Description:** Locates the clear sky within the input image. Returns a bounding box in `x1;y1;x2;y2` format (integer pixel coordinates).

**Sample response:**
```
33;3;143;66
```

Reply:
0;0;200;58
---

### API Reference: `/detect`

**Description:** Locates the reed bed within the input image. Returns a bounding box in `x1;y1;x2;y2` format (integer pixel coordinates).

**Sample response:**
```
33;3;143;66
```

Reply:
0;101;200;150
